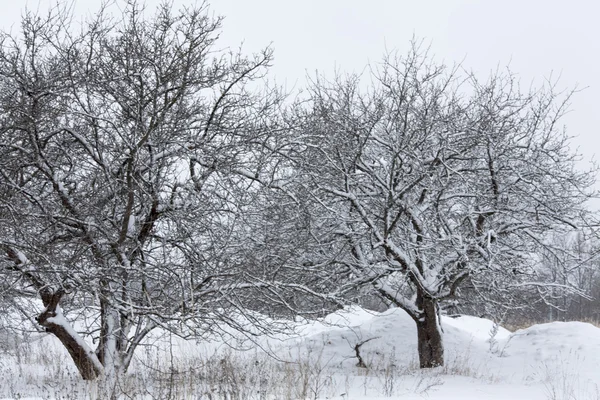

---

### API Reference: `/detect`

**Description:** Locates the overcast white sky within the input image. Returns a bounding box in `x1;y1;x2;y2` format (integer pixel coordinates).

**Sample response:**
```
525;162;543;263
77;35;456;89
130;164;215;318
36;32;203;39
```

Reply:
2;0;599;169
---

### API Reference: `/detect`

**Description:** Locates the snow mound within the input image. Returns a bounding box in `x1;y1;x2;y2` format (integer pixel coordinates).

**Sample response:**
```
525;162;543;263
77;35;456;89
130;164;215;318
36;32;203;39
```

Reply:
493;321;600;383
276;307;498;370
277;306;600;391
442;314;511;340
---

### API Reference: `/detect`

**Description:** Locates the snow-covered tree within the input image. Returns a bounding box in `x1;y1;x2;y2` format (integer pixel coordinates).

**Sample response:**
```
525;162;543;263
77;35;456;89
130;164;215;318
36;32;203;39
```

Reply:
0;1;310;383
293;46;596;368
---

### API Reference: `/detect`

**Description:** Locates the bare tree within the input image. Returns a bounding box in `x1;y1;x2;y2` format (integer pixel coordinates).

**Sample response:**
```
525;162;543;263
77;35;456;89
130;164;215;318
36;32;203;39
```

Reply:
447;231;600;326
0;1;302;383
533;232;600;322
293;45;596;368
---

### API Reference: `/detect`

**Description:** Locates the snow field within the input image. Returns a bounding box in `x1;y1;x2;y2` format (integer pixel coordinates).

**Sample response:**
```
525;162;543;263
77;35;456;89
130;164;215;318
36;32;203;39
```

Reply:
0;306;599;399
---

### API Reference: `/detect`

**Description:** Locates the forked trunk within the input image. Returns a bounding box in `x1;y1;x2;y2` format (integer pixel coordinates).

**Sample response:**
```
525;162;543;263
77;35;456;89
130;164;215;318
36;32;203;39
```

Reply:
415;291;444;368
38;293;152;383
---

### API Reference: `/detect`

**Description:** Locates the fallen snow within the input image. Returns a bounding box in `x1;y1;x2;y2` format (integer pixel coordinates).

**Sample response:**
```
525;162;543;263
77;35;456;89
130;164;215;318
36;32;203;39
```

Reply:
266;307;600;399
442;314;512;340
2;306;599;399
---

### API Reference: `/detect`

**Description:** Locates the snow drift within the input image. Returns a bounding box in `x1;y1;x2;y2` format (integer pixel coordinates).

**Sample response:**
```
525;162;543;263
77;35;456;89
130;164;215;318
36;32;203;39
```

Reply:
1;306;600;399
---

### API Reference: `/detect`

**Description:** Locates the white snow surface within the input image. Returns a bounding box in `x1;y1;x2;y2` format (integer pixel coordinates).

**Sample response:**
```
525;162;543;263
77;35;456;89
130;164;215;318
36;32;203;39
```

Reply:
1;306;599;399
263;307;600;399
442;314;512;340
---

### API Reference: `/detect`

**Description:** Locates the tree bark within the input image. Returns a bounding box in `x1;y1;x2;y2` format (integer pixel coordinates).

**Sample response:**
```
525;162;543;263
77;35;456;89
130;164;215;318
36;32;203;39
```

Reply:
36;289;104;380
97;299;124;380
415;291;444;368
4;247;104;380
40;320;103;380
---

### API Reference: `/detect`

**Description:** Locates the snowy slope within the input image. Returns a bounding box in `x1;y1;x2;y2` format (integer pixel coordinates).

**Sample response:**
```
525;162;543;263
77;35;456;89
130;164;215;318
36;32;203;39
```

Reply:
267;307;600;399
1;306;599;399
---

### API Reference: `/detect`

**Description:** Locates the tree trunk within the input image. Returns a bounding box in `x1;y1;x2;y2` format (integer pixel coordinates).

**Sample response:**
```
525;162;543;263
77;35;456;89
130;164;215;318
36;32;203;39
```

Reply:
415;291;444;368
36;289;104;380
41;319;104;380
97;300;125;380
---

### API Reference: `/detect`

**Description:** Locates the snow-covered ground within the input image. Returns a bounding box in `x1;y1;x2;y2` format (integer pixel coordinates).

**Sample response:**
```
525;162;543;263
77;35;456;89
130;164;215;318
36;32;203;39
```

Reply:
1;307;599;399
